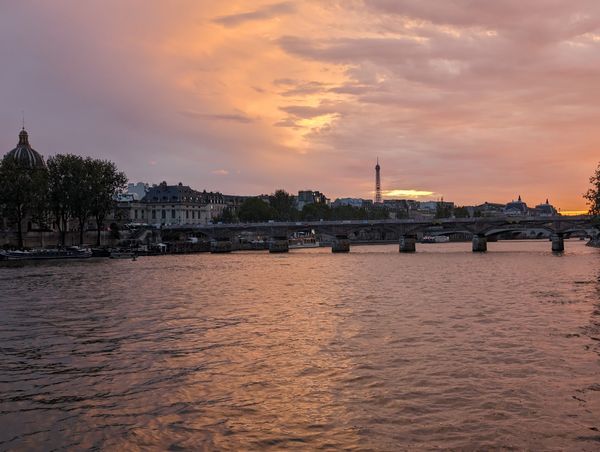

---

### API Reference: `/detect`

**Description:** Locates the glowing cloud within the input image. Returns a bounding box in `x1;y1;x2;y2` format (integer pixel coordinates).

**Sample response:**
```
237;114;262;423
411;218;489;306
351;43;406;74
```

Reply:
560;210;589;216
383;189;436;199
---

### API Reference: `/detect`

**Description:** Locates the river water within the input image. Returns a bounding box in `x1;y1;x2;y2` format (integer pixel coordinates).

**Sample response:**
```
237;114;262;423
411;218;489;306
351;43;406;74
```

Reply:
1;240;600;450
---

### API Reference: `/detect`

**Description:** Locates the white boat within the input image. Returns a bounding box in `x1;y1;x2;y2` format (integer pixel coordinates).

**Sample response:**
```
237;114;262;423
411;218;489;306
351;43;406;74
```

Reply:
289;237;320;249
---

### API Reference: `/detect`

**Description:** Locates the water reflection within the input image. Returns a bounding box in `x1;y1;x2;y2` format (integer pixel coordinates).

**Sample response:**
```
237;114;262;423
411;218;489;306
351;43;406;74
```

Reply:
570;270;600;445
1;241;600;449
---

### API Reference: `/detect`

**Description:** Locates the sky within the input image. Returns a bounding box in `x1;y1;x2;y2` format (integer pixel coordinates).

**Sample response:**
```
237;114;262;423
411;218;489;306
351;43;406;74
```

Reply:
1;1;600;212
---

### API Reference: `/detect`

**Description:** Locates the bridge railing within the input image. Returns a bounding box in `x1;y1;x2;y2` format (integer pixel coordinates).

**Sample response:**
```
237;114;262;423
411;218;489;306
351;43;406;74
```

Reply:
164;215;594;231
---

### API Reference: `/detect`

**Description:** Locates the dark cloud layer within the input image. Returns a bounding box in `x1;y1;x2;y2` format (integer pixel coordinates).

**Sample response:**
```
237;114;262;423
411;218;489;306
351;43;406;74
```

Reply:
214;2;295;27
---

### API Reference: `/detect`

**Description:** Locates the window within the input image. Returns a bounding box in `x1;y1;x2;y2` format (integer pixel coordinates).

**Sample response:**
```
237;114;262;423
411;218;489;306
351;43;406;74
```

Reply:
161;210;166;219
134;209;138;219
172;209;176;219
152;210;156;219
186;210;189;219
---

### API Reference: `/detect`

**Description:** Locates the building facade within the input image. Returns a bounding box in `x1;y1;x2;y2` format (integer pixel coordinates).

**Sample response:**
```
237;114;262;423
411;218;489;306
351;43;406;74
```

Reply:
504;195;529;216
114;182;228;226
534;199;558;216
295;190;330;210
332;198;369;208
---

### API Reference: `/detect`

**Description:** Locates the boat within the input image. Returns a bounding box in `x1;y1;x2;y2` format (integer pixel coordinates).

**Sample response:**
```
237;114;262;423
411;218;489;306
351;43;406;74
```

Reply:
420;235;450;244
289;237;320;249
0;246;93;261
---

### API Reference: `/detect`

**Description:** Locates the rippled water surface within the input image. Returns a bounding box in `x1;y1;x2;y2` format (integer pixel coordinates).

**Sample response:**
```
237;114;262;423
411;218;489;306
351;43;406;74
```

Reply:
2;241;600;450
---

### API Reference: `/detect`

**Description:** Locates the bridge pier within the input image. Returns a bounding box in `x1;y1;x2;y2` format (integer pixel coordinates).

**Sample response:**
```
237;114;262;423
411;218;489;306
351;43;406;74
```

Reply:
472;235;487;252
332;235;350;253
210;239;232;253
551;233;564;252
269;237;289;253
399;235;416;253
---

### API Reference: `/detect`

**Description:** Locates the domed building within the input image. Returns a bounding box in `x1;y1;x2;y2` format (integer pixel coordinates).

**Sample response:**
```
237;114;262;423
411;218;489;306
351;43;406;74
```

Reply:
4;128;45;169
504;195;529;216
534;199;558;217
1;127;48;248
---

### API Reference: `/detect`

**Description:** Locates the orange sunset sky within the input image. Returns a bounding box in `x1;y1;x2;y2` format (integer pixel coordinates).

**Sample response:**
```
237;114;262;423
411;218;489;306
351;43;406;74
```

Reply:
1;1;599;212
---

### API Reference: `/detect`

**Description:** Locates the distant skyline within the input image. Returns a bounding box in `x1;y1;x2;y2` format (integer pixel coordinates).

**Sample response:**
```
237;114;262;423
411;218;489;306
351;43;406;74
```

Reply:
2;1;600;213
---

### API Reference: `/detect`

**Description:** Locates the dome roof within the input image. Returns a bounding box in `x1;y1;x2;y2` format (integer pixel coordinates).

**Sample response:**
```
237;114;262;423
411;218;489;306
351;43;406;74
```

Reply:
5;128;45;169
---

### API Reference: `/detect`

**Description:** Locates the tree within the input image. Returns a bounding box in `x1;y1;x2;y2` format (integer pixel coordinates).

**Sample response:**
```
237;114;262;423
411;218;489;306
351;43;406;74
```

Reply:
213;207;237;224
269;189;296;221
584;162;600;215
47;155;127;246
331;205;366;220
70;157;94;245
47;154;84;246
435;202;453;219
0;157;48;249
301;203;331;221
109;222;121;240
88;159;127;246
238;197;274;222
454;206;470;218
367;205;390;220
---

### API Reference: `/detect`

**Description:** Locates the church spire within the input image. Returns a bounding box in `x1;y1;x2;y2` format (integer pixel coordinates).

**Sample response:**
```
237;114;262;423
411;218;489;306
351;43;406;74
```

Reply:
18;128;29;146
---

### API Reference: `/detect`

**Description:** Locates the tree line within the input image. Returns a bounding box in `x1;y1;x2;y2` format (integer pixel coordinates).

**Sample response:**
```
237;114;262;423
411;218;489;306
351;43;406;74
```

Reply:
215;189;475;223
214;189;391;223
0;154;127;248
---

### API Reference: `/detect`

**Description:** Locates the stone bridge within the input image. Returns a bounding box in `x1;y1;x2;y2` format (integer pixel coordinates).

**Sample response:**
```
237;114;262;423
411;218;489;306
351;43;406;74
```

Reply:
164;215;598;253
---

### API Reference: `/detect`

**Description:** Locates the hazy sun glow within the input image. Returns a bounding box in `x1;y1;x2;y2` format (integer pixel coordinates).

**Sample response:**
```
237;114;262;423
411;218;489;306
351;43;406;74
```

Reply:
560;210;589;216
383;189;436;199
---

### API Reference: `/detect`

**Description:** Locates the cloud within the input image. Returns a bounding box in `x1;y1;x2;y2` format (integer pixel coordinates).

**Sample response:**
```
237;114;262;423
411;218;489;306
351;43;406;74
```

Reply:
383;189;435;199
273;118;299;128
212;169;229;176
2;1;600;209
279;80;329;97
364;0;600;35
280;102;340;119
214;2;295;27
181;111;255;124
